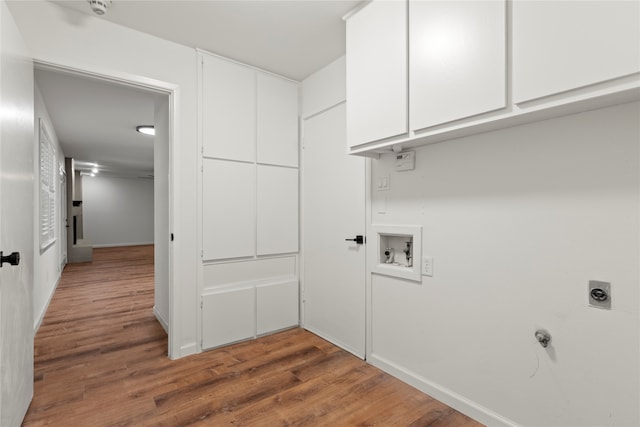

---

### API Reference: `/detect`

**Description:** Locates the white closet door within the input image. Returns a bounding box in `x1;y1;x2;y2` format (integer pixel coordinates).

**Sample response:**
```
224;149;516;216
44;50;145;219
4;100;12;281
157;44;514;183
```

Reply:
256;165;298;255
202;159;255;260
256;280;299;335
202;288;255;349
202;54;256;161
257;74;299;167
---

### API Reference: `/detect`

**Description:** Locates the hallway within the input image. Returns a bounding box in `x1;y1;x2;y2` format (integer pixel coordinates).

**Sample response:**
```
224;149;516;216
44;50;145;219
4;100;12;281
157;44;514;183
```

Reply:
24;245;482;426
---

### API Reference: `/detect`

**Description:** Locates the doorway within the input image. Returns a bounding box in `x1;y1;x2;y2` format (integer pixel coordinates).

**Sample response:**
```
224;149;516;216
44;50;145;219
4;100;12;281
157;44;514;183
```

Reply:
33;62;173;355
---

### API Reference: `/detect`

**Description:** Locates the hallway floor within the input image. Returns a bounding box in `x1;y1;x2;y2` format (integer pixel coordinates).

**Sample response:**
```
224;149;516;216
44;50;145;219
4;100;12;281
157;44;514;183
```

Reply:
24;245;482;426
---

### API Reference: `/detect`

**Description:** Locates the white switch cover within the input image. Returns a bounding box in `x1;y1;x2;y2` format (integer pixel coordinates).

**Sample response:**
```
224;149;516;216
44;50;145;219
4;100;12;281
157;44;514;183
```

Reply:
422;256;433;276
377;175;390;191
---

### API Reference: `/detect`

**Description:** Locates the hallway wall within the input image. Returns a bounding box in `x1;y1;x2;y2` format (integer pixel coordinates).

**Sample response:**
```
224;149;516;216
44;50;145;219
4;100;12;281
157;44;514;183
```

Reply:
33;83;66;331
83;175;154;248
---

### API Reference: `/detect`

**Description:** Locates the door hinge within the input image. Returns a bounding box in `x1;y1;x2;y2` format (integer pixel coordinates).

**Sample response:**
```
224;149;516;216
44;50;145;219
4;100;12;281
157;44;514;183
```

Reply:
170;233;174;242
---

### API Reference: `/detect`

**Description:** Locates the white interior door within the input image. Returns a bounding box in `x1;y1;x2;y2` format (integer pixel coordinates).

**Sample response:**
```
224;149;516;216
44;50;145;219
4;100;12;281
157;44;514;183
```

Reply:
0;3;35;425
302;103;366;358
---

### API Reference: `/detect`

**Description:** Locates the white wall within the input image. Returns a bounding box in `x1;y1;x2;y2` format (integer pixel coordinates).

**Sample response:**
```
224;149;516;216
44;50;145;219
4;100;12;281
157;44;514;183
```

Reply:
33;83;66;331
301;55;345;118
369;102;639;426
82;175;154;247
7;0;198;357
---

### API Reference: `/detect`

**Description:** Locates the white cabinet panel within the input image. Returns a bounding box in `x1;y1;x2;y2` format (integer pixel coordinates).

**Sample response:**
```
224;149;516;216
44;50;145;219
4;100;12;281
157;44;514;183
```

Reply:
410;0;506;130
256;166;298;255
513;0;640;103
256;280;299;335
202;288;255;349
257;74;299;167
203;159;255;260
346;0;408;147
202;54;256;161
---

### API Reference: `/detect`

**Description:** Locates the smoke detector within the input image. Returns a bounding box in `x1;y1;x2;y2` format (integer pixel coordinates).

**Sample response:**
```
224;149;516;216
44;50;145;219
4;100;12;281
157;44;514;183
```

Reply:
87;0;112;15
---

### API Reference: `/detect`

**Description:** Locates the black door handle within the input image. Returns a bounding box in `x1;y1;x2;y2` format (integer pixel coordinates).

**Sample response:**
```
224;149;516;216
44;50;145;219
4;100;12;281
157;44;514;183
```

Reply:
345;235;365;245
0;251;20;267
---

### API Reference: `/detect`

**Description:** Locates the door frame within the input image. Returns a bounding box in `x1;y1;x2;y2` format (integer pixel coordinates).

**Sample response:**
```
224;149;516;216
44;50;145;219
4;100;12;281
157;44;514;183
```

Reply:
33;60;177;358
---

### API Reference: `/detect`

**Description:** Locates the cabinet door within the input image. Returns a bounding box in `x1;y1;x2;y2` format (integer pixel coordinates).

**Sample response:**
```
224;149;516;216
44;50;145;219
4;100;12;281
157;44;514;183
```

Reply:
202;159;255;260
257;74;299;167
513;0;640;103
410;0;506;130
202;287;255;349
202;54;256;161
256;280;299;335
346;0;408;148
256;165;298;255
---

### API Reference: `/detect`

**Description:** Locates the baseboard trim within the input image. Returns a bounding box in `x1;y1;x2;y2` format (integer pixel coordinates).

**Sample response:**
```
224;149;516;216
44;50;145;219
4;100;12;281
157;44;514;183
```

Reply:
153;306;169;333
180;342;197;358
91;242;154;248
34;274;62;334
304;325;365;360
368;353;519;427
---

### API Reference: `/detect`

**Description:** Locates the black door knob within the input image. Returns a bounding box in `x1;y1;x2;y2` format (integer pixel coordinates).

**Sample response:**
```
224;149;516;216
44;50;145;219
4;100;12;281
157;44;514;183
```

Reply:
345;235;365;245
0;251;20;267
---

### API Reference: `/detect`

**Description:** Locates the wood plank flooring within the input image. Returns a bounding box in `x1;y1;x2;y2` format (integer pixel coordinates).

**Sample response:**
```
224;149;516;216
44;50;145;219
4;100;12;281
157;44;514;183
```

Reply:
24;245;483;426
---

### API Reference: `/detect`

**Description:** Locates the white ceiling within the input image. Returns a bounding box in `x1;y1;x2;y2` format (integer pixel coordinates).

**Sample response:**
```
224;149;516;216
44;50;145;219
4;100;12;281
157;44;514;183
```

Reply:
35;0;359;177
35;67;160;176
50;0;361;81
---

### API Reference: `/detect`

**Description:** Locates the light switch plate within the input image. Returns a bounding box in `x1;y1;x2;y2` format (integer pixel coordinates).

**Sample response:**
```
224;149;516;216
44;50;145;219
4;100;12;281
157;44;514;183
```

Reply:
377;175;390;191
422;256;433;276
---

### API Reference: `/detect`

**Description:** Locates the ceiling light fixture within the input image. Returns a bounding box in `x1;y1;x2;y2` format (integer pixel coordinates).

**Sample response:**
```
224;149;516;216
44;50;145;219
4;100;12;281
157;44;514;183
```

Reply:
91;167;98;174
136;125;155;136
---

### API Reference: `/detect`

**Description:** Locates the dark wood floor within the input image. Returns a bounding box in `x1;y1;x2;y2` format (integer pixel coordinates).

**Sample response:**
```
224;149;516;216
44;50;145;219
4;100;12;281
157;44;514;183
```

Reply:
24;245;483;426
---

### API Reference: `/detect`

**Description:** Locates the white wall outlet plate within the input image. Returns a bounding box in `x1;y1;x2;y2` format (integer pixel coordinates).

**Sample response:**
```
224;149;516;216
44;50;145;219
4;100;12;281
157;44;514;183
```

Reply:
422;256;433;276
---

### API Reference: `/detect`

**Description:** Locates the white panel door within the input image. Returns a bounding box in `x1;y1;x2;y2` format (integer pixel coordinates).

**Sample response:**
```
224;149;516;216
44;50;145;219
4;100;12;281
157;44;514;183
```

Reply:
256;280;299;335
410;0;506;130
202;54;256;162
513;0;640;103
302;103;366;358
202;287;255;349
202;159;255;260
256;165;298;256
0;3;35;425
257;73;299;167
346;0;408;148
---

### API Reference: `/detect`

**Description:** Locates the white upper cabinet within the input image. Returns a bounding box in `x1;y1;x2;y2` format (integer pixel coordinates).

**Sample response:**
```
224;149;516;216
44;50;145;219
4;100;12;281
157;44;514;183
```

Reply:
257;74;299;167
410;0;506;130
346;0;408;148
513;0;640;103
202;54;256;162
345;0;640;155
